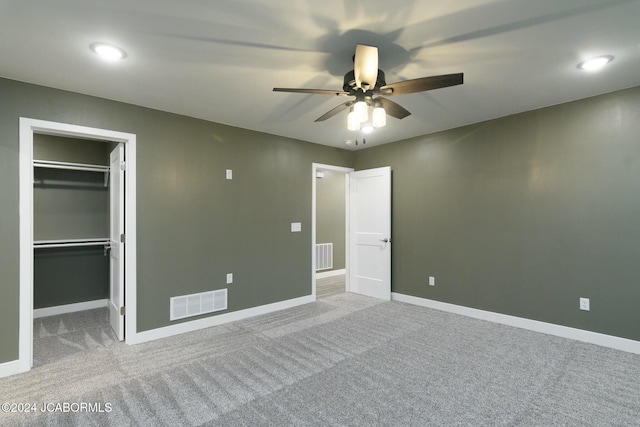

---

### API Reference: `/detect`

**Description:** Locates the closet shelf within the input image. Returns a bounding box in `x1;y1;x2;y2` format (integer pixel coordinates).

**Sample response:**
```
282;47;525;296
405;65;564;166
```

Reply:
34;238;110;249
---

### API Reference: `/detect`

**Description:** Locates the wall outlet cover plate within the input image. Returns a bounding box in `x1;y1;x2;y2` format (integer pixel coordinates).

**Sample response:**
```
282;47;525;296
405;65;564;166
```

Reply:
579;297;590;311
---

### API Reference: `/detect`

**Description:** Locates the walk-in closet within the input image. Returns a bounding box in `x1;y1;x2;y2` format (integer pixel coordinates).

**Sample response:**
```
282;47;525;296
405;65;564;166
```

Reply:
32;134;119;366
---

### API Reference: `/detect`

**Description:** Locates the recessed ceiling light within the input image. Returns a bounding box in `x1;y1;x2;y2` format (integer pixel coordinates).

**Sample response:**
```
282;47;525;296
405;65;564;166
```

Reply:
90;43;126;61
577;55;613;71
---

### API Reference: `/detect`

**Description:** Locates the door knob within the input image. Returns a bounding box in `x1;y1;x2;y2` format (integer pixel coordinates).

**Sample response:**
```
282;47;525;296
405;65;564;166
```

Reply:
380;238;391;243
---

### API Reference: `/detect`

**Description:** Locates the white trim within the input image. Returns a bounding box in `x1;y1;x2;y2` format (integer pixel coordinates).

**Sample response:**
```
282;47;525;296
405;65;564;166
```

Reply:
18;119;34;374
0;360;22;379
18;118;138;376
136;295;314;344
33;299;108;319
316;268;346;279
392;293;640;355
312;163;353;300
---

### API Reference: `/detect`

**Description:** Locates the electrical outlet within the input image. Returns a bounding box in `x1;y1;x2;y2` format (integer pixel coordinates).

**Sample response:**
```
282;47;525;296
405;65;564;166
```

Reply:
226;273;233;284
429;276;435;286
579;297;590;311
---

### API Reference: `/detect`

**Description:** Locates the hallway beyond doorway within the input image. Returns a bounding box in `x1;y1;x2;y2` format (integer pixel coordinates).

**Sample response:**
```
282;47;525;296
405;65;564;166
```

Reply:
317;274;345;299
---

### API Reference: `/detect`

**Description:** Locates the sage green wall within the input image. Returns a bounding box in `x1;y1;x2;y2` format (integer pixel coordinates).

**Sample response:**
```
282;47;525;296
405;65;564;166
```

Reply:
33;135;110;308
34;134;111;165
34;135;110;241
34;247;108;308
316;170;346;271
0;77;353;364
355;86;640;341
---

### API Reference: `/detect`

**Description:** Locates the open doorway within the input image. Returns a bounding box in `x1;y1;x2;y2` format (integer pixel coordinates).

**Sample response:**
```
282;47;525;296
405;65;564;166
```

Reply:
32;134;119;366
312;164;353;299
312;163;392;302
18;118;138;375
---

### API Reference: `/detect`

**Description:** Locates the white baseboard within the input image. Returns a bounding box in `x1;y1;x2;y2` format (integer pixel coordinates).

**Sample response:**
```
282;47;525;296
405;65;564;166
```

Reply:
392;292;640;355
134;295;315;344
33;299;108;319
0;359;22;379
316;269;346;279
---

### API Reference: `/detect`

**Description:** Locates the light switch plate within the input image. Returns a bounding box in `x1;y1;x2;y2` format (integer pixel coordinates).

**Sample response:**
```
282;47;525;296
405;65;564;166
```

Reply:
226;273;233;284
226;169;232;180
291;222;301;232
429;276;435;286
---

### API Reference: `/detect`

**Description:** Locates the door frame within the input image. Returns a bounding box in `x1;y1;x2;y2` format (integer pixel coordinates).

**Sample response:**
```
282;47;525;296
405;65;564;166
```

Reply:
311;163;354;299
18;118;138;374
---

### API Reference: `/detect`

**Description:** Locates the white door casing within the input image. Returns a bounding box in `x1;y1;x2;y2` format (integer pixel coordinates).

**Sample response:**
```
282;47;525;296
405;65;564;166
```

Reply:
109;144;125;341
348;166;391;300
17;118;137;378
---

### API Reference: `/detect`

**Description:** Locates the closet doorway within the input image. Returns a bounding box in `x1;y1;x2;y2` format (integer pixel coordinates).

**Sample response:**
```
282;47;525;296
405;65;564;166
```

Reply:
18;118;138;374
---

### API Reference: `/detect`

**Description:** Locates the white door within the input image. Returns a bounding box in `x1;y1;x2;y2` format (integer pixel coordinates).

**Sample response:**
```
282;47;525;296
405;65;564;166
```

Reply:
349;166;391;300
109;144;125;341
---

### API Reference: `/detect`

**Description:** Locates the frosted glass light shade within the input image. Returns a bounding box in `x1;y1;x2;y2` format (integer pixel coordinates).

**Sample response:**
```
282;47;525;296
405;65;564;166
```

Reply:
372;106;386;128
354;101;368;123
347;110;361;131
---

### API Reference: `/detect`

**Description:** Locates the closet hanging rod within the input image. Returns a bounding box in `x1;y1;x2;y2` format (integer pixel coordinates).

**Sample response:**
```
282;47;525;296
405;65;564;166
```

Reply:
33;238;110;249
33;159;110;173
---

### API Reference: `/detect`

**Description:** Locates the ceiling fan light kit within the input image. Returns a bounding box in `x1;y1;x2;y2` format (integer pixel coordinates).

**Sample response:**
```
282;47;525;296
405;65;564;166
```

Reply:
273;43;463;136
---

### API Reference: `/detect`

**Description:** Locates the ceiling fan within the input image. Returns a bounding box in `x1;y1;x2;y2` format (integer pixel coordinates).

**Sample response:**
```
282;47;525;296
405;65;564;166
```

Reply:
273;44;463;131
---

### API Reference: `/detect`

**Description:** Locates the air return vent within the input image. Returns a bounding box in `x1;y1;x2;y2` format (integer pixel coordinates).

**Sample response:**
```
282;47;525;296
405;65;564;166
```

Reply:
170;289;227;321
316;243;333;271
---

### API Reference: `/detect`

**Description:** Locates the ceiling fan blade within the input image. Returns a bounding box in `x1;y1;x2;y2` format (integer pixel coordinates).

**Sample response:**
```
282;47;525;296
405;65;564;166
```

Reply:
377;97;411;119
273;88;349;96
354;44;378;90
314;101;354;122
380;73;463;96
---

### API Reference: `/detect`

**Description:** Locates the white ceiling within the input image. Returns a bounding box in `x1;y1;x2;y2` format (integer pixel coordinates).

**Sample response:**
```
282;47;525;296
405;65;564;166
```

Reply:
1;0;639;150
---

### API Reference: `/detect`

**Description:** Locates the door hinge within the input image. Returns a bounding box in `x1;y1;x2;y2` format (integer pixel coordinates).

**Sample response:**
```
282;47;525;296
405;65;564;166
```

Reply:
120;160;126;171
120;233;126;243
120;306;126;316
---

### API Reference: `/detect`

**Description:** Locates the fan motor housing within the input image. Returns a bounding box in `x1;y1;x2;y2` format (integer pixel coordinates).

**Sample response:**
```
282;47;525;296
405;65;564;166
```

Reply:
343;69;386;94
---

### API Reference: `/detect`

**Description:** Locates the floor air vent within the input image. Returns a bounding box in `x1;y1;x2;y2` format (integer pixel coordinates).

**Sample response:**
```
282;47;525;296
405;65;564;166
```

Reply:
170;289;227;321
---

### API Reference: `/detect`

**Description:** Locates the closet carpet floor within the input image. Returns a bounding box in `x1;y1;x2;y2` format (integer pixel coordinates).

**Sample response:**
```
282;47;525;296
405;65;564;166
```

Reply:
33;307;118;367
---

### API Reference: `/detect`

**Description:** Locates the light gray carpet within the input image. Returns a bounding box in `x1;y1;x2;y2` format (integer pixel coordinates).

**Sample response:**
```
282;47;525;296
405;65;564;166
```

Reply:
2;293;640;426
33;308;117;367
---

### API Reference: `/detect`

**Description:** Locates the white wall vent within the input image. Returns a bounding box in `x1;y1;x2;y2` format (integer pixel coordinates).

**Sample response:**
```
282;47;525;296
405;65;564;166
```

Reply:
316;243;333;271
170;289;227;321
